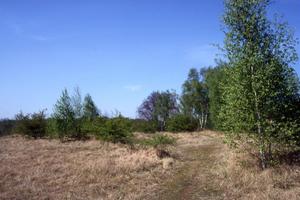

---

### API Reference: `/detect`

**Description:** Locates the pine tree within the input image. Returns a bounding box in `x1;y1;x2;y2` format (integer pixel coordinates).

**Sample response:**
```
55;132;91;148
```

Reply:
53;89;76;139
83;94;99;120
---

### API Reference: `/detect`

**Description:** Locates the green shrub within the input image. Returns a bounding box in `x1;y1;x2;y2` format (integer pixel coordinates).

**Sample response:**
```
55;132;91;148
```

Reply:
46;118;58;138
0;119;15;136
81;116;108;135
132;119;157;133
140;134;176;148
98;117;133;144
166;114;197;132
14;111;47;138
151;134;176;148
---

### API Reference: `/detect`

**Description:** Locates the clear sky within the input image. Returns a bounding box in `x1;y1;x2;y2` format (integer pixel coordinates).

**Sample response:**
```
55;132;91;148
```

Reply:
0;0;299;119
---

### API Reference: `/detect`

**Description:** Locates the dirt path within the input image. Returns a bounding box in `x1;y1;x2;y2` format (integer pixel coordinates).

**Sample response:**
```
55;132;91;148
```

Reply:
153;133;226;200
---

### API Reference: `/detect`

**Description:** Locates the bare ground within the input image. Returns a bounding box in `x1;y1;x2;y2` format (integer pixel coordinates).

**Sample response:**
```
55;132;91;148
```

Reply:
0;131;299;200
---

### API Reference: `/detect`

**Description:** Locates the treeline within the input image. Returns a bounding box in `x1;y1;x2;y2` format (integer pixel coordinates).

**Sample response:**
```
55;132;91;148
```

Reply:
0;86;182;144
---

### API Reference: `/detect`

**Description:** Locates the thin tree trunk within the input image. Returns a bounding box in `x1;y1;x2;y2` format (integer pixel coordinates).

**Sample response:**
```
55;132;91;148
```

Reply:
251;65;266;169
204;113;207;129
201;113;204;129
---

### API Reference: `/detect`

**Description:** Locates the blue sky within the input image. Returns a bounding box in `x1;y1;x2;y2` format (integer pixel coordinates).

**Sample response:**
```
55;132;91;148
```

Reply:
0;0;299;119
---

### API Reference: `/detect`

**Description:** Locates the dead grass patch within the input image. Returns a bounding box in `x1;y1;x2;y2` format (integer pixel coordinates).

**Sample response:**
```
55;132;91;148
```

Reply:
217;146;300;200
0;135;171;200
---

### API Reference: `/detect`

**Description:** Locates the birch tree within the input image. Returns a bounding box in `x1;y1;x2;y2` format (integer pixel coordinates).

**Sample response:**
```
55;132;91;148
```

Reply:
181;68;209;129
220;0;299;168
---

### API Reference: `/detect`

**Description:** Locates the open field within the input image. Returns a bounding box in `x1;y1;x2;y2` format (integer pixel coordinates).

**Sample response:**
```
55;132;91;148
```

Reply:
0;131;299;200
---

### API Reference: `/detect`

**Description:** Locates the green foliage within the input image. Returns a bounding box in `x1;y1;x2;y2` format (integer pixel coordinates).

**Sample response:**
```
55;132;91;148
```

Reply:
0;119;15;136
181;68;209;129
14;111;47;138
131;119;157;133
52;88;100;139
140;134;176;148
98;117;133;144
204;63;227;129
53;89;77;139
83;94;99;120
81;116;108;134
221;0;300;168
137;90;179;131
166;114;197;132
45;118;58;138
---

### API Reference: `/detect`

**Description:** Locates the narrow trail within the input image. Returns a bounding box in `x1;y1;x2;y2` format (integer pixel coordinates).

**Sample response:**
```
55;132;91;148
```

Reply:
153;134;226;200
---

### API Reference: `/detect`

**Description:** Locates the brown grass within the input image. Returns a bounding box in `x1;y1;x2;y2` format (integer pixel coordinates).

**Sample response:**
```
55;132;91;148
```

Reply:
1;132;299;200
216;145;300;200
0;135;171;200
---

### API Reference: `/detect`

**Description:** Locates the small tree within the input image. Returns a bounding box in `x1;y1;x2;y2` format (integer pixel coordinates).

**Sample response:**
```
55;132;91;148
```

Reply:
99;116;133;144
53;89;76;139
83;94;99;120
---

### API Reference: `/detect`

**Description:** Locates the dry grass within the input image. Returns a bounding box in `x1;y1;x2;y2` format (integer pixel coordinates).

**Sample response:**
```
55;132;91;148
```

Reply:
1;132;299;200
216;145;300;200
0;135;171;200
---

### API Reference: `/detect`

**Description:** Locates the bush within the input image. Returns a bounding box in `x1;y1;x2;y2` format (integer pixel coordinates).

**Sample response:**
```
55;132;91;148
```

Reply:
46;118;58;138
132;119;157;133
151;135;176;148
81;116;108;135
140;134;176;148
166;114;198;132
14;111;47;138
98;117;133;144
0;119;15;136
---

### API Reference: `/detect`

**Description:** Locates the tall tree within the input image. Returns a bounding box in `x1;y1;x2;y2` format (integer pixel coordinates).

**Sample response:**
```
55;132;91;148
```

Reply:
180;68;209;129
138;90;178;131
53;89;75;139
83;94;99;120
205;62;227;129
221;0;299;168
71;87;83;119
71;87;84;134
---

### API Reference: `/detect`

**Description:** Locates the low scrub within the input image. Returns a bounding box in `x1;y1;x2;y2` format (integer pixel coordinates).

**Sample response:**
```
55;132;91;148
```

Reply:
98;117;133;144
166;114;198;132
0;119;15;136
139;134;176;148
132;119;157;133
81;116;108;134
14;111;47;139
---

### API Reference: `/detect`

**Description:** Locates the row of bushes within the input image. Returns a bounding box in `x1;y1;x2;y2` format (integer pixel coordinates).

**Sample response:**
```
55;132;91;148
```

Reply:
0;111;198;144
